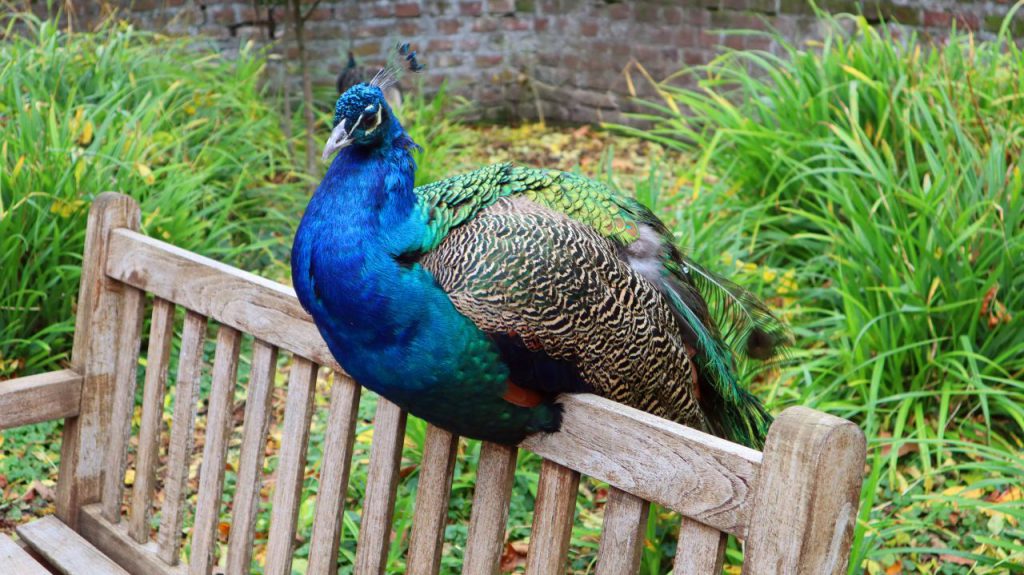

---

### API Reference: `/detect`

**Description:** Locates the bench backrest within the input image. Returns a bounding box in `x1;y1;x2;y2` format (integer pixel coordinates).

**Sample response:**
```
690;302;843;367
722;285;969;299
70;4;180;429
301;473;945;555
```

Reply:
53;192;866;575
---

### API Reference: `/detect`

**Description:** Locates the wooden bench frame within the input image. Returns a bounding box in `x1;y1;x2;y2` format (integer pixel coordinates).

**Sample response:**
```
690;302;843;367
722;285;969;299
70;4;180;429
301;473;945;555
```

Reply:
0;192;866;574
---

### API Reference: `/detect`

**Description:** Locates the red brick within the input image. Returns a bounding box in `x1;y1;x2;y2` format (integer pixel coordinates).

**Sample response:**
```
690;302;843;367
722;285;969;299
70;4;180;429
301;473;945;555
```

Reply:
372;5;392;17
473;18;499;32
580;20;599;36
534;17;549;32
489;0;515;14
663;6;683;25
953;12;979;31
503;18;531;31
460;1;483;16
476;54;504;67
608;3;630;20
923;10;951;28
428;38;455;51
395;3;421;17
437;18;461;34
306;7;332;21
398;21;420;35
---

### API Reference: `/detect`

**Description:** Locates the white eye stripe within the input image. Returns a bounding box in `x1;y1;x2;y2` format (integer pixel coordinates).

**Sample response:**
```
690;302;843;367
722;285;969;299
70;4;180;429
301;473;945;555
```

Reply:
363;107;383;133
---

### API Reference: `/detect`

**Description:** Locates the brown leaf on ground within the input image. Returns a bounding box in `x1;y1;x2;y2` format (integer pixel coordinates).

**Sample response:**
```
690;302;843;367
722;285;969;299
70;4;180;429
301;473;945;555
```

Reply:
938;554;975;566
499;540;529;572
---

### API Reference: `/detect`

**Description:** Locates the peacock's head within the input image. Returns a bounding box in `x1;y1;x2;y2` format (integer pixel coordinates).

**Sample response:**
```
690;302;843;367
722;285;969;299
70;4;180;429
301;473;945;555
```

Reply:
322;43;423;162
322;83;394;161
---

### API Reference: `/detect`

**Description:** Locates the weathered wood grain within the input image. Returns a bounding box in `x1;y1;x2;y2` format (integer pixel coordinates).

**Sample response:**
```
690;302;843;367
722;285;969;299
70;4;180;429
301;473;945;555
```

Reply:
81;504;186;575
672;517;726;575
157;310;208;565
525;460;580;574
354;398;408;575
128;298;176;544
742;407;866;575
307;373;361;575
0;533;50;575
264;357;319;575
18;515;130;575
225;339;278;575
521;394;762;536
189;326;242;575
0;370;82;430
462;442;518;575
100;286;145;524
57;193;140;529
407;425;460;575
105;229;337;370
595;487;650;575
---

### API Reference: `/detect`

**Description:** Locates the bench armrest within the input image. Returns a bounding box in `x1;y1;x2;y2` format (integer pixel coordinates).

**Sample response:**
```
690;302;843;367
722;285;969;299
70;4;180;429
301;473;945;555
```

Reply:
0;369;83;430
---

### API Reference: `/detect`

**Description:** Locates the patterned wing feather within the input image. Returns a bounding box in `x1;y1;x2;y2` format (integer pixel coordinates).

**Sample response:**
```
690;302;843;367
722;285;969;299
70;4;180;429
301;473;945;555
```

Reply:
420;197;709;431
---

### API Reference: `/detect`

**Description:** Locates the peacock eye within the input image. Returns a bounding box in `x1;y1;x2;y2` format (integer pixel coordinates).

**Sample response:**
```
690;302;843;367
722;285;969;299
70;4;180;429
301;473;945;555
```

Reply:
361;106;383;133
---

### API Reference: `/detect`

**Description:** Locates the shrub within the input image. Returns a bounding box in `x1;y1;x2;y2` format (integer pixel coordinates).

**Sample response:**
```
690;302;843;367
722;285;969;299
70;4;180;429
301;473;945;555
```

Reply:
0;15;308;378
615;10;1024;571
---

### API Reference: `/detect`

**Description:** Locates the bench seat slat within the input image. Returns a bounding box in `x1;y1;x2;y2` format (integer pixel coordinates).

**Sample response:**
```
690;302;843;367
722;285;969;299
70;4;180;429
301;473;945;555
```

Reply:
462;442;518;574
354;397;408;575
18;515;130;575
81;505;186;575
307;373;362;575
0;533;50;575
595;487;650;575
158;310;208;565
225;340;279;575
190;326;242;575
407;425;460;575
129;298;177;543
525;460;581;574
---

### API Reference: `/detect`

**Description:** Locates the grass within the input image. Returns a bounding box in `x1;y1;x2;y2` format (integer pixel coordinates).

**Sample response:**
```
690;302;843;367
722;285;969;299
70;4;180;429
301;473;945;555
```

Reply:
613;8;1024;573
3;7;1024;575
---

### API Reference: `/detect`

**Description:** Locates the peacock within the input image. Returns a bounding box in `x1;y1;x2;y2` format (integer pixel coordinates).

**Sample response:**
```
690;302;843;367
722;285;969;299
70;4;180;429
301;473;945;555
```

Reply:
292;47;787;448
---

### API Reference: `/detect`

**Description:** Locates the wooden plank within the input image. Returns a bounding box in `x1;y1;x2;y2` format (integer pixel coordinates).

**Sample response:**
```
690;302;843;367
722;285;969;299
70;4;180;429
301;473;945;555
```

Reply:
672;517;726;575
129;298;176;544
105;229;337;370
307;373;361;575
525;460;580;575
0;533;50;575
100;286;145;524
521;394;762;536
595;488;650;575
407;425;459;575
80;504;186;575
0;370;82;430
462;442;518;575
742;407;866;575
57;193;140;529
18;515;130;575
225;340;278;575
264;357;319;575
157;311;208;565
189;326;242;575
354;398;408;575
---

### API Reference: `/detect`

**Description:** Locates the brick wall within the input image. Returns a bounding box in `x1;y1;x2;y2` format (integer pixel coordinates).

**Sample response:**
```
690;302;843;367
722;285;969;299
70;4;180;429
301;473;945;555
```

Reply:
47;0;1024;124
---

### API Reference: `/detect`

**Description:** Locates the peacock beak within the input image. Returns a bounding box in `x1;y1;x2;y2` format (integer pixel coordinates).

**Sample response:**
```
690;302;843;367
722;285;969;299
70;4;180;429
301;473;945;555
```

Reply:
322;119;353;161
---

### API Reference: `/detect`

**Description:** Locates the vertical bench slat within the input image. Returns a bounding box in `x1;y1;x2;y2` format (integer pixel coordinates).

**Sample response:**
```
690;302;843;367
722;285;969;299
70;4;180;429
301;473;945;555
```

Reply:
129;298;177;543
595;488;650;575
354;397;409;575
307;373;362;575
189;326;242;575
525;460;581;574
100;286;145;523
407;425;460;575
225;340;279;575
672;517;726;575
157;310;209;565
264;357;319;575
462;442;518;575
57;193;140;529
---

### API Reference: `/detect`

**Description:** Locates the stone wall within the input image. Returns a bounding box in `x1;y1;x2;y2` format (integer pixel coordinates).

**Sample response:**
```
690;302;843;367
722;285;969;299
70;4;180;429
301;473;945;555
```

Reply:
41;0;1024;124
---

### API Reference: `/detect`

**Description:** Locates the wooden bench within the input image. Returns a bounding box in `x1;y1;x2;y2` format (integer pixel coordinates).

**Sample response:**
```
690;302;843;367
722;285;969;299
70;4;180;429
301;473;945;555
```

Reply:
0;192;866;574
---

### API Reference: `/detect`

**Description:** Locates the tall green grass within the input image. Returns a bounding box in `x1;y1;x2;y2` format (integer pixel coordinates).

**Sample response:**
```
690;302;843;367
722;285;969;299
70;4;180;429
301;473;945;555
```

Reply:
615;9;1024;572
0;15;308;378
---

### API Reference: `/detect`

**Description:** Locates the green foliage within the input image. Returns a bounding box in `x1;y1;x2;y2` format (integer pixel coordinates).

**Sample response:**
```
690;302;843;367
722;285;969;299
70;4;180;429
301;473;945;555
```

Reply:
399;81;474;187
614;9;1024;572
0;14;308;378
